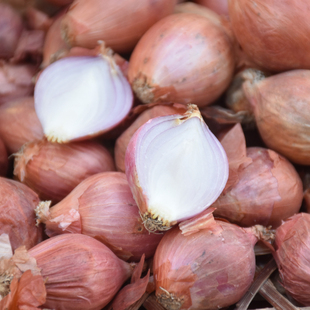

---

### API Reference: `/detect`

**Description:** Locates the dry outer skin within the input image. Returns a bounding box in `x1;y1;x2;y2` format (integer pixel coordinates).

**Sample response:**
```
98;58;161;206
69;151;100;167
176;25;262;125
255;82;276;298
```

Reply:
14;139;115;202
0;97;43;154
0;178;42;252
153;217;257;310
128;13;235;107
273;213;310;306
36;172;163;261
229;0;310;71
213;147;303;228
243;69;310;165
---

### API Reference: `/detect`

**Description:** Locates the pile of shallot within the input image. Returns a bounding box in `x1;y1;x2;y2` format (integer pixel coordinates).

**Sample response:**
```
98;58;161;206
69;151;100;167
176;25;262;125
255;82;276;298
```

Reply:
0;0;310;309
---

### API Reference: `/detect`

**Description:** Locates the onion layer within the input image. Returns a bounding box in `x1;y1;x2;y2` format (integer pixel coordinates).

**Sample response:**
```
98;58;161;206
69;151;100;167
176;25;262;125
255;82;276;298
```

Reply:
229;0;310;71
213;147;303;228
243;69;310;165
35;55;133;143
273;213;310;306
115;104;187;172
125;105;228;231
36;172;163;261
61;0;177;53
128;13;235;107
14;139;115;203
153;209;269;309
0;178;42;252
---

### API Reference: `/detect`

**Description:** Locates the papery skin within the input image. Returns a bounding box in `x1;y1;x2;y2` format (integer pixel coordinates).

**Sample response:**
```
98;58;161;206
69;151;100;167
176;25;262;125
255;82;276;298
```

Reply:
193;0;228;16
14;139;115;203
38;172;163;261
115;104;186;172
229;0;310;72
0;3;23;59
0;138;8;176
305;189;310;213
128;13;235;107
153;219;257;309
61;0;177;53
28;234;133;310
0;178;42;252
213;147;303;228
0;62;36;105
273;213;310;306
243;69;310;165
0;97;44;154
25;7;53;32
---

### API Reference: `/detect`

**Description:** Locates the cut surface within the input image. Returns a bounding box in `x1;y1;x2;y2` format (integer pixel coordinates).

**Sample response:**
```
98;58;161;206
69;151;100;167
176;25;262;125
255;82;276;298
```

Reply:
35;56;132;142
136;115;228;225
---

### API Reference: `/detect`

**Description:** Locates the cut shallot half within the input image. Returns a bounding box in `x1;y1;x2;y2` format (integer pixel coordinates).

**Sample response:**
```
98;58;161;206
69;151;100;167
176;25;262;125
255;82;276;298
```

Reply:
34;54;133;143
125;104;229;232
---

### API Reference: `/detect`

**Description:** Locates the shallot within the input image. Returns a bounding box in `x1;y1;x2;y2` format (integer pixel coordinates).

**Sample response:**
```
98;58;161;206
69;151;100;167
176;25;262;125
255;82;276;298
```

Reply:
229;0;310;71
14;139;115;202
153;209;273;309
128;12;235;107
61;0;177;53
0;234;139;310
34;53;133;143
273;213;310;306
36;172;163;261
0;178;42;252
125;104;228;231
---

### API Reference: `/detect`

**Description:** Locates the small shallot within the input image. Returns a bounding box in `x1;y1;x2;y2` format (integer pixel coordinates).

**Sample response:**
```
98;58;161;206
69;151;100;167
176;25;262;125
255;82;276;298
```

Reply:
36;172;163;261
0;3;23;59
125;104;228;231
115;103;187;172
0;62;36;105
61;0;177;53
243;69;310;165
153;208;273;309
0;97;43;154
0;178;42;252
273;213;310;306
229;0;310;71
34;54;133;143
213;128;303;228
0;234;139;310
128;12;235;107
14;139;115;202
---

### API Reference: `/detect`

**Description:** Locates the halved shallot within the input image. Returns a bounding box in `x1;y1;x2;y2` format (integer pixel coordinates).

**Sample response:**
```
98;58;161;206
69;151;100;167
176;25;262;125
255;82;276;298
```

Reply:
125;104;228;231
34;54;133;143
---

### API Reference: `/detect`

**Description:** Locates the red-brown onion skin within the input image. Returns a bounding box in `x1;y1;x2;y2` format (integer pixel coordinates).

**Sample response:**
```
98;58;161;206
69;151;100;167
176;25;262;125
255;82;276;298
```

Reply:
0;62;36;105
0;3;23;59
61;0;177;54
0;97;44;154
153;220;257;309
193;0;228;16
128;13;235;107
228;0;310;72
42;13;68;69
273;213;310;306
0;138;8;176
213;147;303;228
115;104;186;172
28;234;132;310
39;172;163;261
243;70;310;165
0;178;42;252
14;139;115;203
